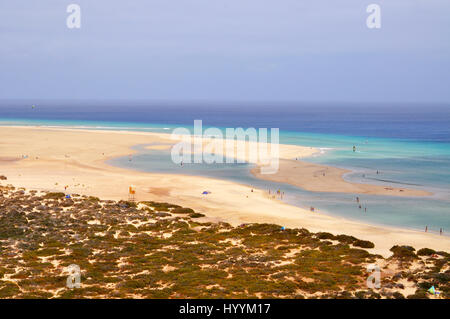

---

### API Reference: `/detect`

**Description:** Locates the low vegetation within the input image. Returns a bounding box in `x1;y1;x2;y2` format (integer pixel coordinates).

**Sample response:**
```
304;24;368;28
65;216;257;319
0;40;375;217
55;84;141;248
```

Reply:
0;185;448;299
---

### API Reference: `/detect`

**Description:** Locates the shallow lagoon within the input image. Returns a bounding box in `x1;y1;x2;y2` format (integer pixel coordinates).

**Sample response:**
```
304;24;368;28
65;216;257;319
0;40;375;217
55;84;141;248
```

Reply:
109;142;450;235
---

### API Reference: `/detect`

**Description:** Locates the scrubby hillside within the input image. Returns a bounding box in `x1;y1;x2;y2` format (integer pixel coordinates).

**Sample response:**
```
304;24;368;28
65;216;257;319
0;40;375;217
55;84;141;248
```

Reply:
0;186;448;299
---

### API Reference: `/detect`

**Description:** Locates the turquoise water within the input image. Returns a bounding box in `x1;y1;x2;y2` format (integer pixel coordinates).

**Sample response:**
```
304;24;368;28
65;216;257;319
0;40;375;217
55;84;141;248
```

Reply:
108;142;450;234
1;116;449;234
279;132;450;194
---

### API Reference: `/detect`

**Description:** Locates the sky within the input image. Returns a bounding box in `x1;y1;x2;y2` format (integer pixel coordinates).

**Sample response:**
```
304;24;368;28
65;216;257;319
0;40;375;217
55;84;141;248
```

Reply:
1;0;450;104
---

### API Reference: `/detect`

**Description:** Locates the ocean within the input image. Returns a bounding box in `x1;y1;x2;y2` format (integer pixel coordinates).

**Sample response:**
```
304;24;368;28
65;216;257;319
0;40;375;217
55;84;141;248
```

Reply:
1;100;449;233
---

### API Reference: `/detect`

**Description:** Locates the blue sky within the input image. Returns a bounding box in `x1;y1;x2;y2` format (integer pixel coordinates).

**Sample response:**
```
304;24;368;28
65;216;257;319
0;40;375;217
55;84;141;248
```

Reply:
1;0;449;103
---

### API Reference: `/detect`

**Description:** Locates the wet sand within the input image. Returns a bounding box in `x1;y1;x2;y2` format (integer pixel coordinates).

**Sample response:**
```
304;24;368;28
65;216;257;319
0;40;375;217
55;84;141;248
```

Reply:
251;159;431;197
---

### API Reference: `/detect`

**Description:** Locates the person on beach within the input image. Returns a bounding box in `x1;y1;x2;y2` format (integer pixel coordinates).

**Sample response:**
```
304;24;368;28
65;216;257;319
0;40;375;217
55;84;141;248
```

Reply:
425;226;428;232
356;196;359;203
440;228;443;235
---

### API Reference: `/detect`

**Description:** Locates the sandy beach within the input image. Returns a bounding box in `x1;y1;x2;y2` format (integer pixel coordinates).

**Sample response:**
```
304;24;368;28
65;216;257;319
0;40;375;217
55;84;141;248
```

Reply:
251;159;431;197
0;126;448;257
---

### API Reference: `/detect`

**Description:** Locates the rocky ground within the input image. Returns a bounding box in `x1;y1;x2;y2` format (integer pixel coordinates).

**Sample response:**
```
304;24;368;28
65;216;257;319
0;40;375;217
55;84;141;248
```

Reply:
0;184;448;299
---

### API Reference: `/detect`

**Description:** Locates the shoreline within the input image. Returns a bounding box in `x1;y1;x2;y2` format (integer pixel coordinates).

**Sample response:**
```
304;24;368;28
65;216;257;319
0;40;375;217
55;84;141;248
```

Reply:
0;125;448;256
5;124;432;198
251;159;432;197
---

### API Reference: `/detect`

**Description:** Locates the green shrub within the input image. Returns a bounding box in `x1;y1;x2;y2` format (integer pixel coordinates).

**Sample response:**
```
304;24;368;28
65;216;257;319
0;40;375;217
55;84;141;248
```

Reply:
316;232;336;240
43;192;65;199
417;248;436;256
353;240;375;249
172;207;195;214
407;290;428;299
336;234;357;244
390;245;417;259
140;201;181;209
392;292;405;299
189;213;205;218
